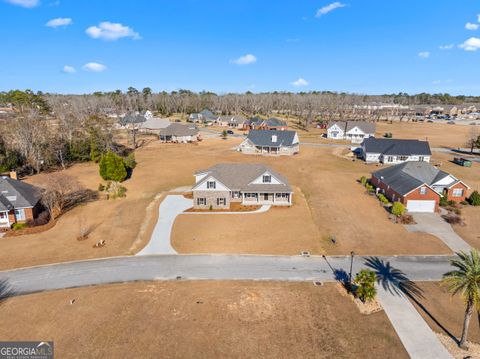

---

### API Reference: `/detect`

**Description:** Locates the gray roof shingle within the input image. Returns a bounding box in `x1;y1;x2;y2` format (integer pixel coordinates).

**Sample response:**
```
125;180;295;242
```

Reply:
159;123;199;136
0;177;42;211
246;130;298;147
372;162;450;195
194;163;292;192
362;138;432;156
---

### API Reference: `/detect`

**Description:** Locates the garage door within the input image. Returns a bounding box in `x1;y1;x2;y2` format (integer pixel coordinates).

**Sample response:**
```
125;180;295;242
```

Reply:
406;200;436;213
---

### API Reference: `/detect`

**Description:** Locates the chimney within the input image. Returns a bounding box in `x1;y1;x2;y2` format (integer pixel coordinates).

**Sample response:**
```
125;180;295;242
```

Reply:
272;135;277;143
9;171;17;180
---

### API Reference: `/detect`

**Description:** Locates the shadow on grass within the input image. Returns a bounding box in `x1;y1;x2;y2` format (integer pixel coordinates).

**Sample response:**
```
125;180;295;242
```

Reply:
0;278;15;306
364;256;459;345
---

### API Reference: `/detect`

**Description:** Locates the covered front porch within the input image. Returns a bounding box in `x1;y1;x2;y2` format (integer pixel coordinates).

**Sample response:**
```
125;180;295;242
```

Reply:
0;210;11;228
242;192;292;206
254;146;280;155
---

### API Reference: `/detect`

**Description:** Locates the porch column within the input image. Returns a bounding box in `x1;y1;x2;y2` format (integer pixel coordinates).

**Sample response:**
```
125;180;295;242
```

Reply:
289;193;292;204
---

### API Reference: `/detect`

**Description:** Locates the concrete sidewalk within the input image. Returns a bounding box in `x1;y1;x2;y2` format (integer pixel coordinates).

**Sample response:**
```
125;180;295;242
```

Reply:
406;213;471;253
137;195;192;255
377;287;452;359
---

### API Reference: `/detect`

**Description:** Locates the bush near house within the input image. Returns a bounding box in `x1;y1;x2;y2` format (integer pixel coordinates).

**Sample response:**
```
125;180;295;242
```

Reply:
439;196;449;207
468;190;480;206
99;152;128;182
376;193;390;205
391;202;405;216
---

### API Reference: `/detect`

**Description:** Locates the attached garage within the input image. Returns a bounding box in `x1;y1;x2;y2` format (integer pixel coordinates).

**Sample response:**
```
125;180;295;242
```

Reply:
406;200;436;213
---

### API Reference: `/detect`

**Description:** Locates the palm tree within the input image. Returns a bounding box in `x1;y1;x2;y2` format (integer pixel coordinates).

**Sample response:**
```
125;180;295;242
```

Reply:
442;250;480;349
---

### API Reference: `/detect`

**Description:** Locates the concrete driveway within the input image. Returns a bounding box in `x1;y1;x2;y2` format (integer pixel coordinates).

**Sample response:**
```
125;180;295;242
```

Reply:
405;213;471;253
137;195;193;255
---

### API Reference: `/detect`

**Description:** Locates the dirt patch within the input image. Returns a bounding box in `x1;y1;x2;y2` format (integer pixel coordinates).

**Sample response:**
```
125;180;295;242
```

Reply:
0;281;408;359
335;283;383;315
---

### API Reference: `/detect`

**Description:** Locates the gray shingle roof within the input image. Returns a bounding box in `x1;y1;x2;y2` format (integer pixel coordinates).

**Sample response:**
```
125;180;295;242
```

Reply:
246;130;298;147
362;138;432;156
194;163;292;192
247;117;287;128
118;113;146;126
142;118;171;130
159;123;199;136
372;162;450;195
328;121;376;134
0;177;42;211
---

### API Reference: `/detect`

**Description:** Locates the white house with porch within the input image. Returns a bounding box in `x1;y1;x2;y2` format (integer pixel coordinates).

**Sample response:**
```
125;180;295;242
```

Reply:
192;163;293;209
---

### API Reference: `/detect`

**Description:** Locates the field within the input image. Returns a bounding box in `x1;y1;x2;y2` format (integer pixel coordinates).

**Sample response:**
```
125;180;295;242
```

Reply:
0;134;460;270
0;281;407;359
409;282;480;345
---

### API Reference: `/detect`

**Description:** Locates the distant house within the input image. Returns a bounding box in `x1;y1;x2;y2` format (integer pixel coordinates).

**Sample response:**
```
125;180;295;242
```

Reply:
246;117;288;131
139;118;171;135
239;130;299;156
192;163;292;209
216;115;248;129
327;121;376;143
159;123;200;143
361;138;431;164
371;161;469;213
188;109;218;124
117;113;147;129
0;176;43;228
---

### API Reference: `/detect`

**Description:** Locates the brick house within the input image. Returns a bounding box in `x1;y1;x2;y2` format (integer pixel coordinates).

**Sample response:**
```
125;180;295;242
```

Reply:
245;117;288;131
192;163;293;209
0;176;43;228
371;161;469;213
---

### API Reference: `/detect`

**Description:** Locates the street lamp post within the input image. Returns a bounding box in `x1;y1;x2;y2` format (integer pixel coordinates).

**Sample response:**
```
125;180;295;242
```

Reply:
349;251;355;291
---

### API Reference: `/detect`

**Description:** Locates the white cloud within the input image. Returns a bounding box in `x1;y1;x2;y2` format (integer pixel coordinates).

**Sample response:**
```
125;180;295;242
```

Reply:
82;62;107;72
230;54;257;65
418;51;430;58
459;37;480;51
478;14;480;22
86;22;140;41
46;18;72;28
62;65;76;73
291;78;309;87
439;44;454;50
315;2;346;17
4;0;38;7
465;22;479;30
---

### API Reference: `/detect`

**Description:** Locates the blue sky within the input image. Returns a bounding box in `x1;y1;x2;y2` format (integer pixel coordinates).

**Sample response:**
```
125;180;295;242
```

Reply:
1;0;480;94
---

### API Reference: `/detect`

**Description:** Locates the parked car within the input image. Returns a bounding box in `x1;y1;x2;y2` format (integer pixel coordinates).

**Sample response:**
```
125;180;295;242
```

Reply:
453;157;473;167
227;130;234;135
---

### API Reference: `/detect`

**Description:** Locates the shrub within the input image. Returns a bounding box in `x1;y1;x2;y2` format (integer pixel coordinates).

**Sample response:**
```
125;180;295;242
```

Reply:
354;269;377;302
460;200;469;206
443;214;463;225
123;153;137;170
209;205;213;211
117;186;127;198
391;202;405;216
360;176;367;186
439;196;448;207
453;207;462;216
447;200;457;207
399;214;415;224
98;183;105;192
469;191;480;206
12;222;27;230
99;151;127;182
377;193;390;205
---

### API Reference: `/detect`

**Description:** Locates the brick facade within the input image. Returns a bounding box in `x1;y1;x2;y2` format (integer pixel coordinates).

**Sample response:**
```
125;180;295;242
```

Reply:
444;182;469;203
193;190;230;209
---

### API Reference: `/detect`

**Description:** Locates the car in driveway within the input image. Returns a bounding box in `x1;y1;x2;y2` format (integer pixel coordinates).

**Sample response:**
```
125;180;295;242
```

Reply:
227;130;234;135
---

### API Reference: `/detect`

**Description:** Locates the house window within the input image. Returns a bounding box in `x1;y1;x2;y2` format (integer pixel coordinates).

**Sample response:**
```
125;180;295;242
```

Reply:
14;209;25;221
217;198;226;206
0;212;7;222
398;156;408;161
419;156;425;162
387;156;394;163
452;188;464;197
196;198;206;206
275;193;288;199
262;175;271;183
207;181;216;189
419;187;427;195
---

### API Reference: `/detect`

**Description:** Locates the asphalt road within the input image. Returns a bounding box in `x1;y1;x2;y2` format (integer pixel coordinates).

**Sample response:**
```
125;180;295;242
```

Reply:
0;254;454;298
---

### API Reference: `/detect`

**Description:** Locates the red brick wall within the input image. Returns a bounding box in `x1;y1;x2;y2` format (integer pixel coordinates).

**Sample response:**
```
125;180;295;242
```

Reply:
403;186;440;212
371;176;404;203
445;182;469;203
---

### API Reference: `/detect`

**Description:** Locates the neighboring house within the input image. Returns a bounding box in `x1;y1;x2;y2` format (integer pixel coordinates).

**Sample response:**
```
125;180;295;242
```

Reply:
117;113;146;129
371;161;470;213
139;118;171;135
327;121;376;143
239;130;299;156
246;117;288;131
159;123;200;143
216;115;248;129
192;163;293;209
0;176;43;228
361;138;431;164
188;109;217;124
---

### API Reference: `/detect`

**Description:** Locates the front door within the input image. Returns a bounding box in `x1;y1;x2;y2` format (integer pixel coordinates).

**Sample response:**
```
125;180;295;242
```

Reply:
263;193;269;201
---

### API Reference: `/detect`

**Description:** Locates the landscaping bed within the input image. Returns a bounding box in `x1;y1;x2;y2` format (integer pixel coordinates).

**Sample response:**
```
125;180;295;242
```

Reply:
185;202;261;212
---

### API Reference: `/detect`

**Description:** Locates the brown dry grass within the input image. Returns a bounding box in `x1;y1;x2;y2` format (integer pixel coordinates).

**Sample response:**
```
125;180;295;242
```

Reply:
409;282;480;346
0;281;408;359
0;135;454;270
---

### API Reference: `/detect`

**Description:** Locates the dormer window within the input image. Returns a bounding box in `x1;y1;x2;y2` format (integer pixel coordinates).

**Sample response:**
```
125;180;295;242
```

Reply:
262;175;271;183
207;181;216;189
271;135;277;143
419;187;427;195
